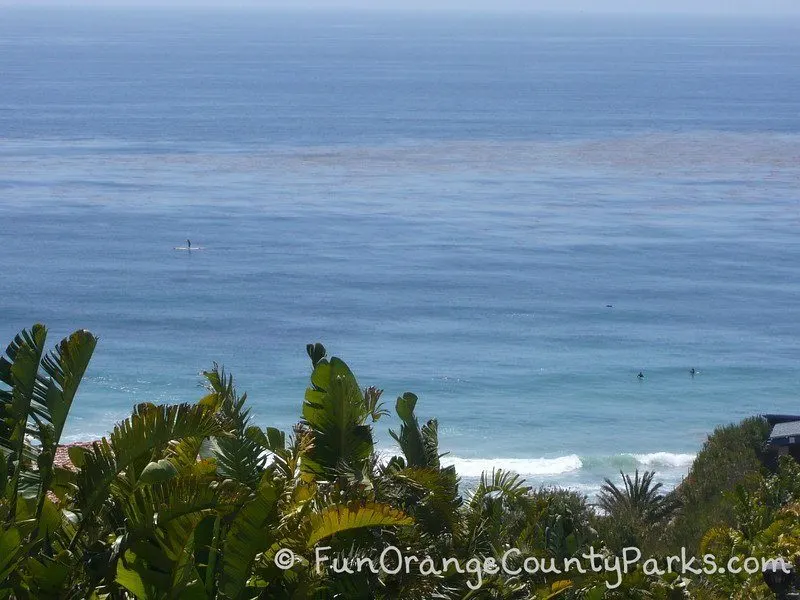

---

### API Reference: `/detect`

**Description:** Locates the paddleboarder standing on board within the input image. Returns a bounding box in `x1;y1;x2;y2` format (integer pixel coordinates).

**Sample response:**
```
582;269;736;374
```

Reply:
187;239;191;250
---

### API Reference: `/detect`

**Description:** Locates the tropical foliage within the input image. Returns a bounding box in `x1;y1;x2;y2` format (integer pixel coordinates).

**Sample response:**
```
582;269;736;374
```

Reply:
664;416;773;554
0;324;796;599
596;470;681;554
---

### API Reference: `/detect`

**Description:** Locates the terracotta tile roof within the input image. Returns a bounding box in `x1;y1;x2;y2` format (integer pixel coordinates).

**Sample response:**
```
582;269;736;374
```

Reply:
53;441;96;471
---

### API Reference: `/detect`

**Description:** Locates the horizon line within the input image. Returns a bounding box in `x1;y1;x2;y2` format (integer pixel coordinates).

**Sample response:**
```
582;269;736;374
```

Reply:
2;5;800;17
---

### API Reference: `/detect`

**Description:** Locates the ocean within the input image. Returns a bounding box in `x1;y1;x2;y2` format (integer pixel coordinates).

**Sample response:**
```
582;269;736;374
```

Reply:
1;9;799;495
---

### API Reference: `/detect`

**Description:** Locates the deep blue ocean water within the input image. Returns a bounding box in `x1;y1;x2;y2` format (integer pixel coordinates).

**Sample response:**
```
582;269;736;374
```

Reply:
2;9;800;494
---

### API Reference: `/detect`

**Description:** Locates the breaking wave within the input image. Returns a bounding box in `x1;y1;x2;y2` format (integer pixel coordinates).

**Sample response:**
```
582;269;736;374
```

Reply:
441;452;695;478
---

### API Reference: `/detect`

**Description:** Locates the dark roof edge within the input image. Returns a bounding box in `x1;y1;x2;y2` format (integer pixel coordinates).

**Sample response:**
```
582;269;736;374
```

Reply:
763;414;800;426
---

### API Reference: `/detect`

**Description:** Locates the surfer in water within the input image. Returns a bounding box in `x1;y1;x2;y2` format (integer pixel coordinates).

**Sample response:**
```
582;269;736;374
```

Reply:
637;371;645;380
690;368;696;377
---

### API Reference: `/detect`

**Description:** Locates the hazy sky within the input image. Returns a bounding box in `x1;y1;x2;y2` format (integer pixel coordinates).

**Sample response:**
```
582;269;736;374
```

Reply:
2;0;800;15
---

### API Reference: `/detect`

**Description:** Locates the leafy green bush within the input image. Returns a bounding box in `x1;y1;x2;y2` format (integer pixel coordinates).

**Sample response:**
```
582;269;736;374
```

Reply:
664;417;772;553
0;324;795;599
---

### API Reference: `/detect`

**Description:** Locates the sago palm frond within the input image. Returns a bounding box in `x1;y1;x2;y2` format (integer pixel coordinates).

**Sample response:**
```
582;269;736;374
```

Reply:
202;364;268;490
113;476;249;598
381;466;462;537
306;501;413;547
219;480;281;600
597;470;679;525
71;403;228;548
469;469;530;510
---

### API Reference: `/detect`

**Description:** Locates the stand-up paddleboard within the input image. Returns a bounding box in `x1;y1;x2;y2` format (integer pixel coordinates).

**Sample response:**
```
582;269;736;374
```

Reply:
174;246;205;251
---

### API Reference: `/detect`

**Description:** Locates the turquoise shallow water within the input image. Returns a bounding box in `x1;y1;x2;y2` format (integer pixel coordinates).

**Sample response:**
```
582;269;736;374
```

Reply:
2;10;800;494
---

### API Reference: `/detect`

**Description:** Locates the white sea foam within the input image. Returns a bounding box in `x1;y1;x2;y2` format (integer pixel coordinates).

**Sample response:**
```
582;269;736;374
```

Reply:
438;451;696;479
630;452;696;468
441;455;583;478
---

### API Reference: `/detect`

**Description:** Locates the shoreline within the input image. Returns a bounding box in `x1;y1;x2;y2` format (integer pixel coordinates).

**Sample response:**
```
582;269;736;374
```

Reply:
53;439;697;495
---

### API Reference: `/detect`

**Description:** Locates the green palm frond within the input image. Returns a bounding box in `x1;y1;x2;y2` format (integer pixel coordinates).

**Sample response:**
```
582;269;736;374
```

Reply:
306;502;413;547
72;403;228;548
470;469;530;508
420;418;442;468
197;362;237;412
165;436;207;472
117;477;248;595
597;470;680;525
110;402;227;474
219;481;280;600
382;466;462;537
203;365;268;491
120;476;245;533
0;526;28;586
267;424;311;485
210;430;267;491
